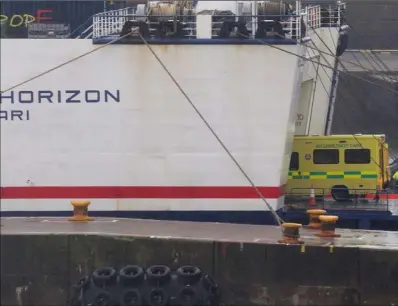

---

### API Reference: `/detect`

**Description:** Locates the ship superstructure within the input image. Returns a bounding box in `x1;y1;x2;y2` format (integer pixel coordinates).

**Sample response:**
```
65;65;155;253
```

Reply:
0;1;346;223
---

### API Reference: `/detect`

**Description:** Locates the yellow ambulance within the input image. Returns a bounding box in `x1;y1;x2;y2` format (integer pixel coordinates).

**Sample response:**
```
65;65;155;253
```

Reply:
287;134;390;200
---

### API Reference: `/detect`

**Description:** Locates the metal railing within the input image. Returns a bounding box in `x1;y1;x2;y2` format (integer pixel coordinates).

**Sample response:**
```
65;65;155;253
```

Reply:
90;3;345;40
93;12;302;40
76;24;93;39
321;2;346;28
93;7;135;38
305;6;321;29
302;2;345;30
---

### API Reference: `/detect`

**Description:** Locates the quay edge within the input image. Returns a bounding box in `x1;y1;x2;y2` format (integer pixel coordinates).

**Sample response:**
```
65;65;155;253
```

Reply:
1;217;398;305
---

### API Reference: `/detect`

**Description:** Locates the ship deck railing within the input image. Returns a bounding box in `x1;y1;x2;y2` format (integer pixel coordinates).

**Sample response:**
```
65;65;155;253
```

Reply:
284;187;391;213
91;3;345;42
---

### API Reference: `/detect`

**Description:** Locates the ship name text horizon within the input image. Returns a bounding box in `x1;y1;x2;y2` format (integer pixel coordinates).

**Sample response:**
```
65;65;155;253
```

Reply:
0;89;120;121
0;89;120;104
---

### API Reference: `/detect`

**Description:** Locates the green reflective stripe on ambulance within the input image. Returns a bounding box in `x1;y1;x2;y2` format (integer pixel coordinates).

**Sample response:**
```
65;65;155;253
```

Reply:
288;171;378;179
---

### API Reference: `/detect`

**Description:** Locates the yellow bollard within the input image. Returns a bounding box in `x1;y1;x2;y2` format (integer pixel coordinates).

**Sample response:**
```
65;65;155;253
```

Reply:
306;209;327;229
69;200;94;222
316;215;340;238
278;223;303;244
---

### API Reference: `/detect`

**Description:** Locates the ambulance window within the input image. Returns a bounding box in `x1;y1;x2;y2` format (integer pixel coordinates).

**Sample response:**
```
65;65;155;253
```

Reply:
289;152;299;170
313;149;339;164
344;149;371;164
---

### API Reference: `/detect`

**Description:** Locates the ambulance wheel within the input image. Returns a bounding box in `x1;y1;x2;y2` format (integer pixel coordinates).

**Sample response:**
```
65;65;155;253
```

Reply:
331;185;350;201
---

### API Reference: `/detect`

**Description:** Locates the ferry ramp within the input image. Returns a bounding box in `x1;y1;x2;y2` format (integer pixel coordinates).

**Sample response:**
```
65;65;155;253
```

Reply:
341;51;398;71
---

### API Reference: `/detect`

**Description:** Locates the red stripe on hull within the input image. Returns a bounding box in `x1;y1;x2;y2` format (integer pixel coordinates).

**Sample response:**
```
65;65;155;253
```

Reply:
0;185;286;199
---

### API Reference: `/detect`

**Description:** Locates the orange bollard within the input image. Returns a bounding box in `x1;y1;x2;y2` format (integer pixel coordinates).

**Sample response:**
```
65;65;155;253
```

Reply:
278;223;303;244
69;200;94;222
308;185;316;206
306;209;326;229
315;215;341;238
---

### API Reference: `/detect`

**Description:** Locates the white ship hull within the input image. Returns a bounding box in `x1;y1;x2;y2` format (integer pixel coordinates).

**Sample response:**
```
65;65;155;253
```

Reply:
0;1;342;223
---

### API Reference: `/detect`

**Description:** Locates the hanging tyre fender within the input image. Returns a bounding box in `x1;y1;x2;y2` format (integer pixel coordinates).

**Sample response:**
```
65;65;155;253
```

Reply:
74;276;90;292
146;265;171;286
177;287;199;306
176;265;202;285
203;294;219;306
92;291;112;306
336;32;348;57
92;267;117;288
70;277;89;306
119;265;145;286
202;274;219;295
146;288;169;306
121;289;142;306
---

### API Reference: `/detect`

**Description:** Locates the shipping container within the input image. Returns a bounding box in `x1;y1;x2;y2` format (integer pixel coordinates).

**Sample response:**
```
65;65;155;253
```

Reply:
0;1;128;38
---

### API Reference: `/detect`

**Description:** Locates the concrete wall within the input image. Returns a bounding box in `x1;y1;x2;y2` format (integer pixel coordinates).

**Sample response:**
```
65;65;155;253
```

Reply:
1;234;398;305
344;0;398;50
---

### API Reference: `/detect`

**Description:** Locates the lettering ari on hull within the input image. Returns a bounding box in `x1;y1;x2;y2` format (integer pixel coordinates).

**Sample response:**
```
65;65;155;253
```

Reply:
0;89;120;121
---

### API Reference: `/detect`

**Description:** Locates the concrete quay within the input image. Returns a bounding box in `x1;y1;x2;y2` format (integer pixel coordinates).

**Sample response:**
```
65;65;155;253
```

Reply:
1;217;398;305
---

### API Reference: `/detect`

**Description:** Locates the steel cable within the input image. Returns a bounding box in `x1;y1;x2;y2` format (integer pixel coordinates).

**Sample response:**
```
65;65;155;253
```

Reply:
0;31;135;94
136;31;285;226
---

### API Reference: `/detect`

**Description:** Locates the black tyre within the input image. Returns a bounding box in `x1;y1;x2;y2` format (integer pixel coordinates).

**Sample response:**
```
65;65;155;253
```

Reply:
177;287;198;306
146;265;171;286
92;267;117;288
119;265;145;286
176;265;202;285
147;288;169;306
121;289;142;306
93;291;112;306
331;186;350;201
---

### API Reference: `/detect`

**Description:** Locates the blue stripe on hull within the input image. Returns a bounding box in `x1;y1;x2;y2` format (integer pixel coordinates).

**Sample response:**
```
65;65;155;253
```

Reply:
0;210;281;226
